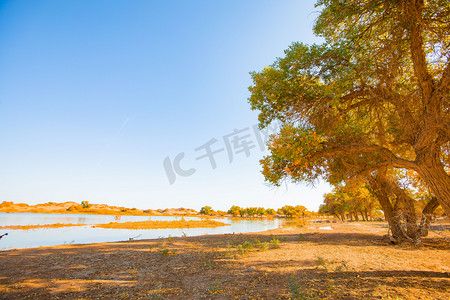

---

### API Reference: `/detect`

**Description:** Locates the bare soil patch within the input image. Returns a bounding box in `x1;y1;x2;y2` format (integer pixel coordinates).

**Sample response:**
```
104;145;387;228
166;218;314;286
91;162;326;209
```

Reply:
0;222;449;299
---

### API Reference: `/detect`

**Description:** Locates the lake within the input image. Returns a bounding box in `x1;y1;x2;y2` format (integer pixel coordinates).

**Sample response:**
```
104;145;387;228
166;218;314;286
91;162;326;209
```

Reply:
0;213;282;250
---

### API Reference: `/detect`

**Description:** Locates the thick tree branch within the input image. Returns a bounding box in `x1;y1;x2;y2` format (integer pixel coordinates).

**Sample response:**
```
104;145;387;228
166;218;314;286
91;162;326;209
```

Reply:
323;143;418;171
404;0;434;103
433;60;450;99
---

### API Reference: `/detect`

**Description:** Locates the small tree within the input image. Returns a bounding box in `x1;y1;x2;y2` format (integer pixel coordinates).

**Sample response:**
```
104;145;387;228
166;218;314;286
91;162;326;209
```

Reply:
280;205;295;218
294;205;308;218
227;205;241;217
246;207;258;217
257;207;267;218
81;201;91;209
200;206;213;215
266;208;276;216
238;208;246;217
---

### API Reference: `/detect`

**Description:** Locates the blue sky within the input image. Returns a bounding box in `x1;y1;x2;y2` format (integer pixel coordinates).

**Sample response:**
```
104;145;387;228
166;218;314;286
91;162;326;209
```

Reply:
0;0;331;211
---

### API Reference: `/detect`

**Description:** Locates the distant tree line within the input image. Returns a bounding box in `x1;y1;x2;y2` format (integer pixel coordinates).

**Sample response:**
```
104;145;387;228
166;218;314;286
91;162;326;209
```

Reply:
199;205;314;218
319;180;381;222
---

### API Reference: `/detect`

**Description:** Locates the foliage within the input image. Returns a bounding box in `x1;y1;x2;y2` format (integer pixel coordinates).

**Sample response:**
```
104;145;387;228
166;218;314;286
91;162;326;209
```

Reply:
227;205;312;218
278;205;309;218
265;208;276;215
227;205;241;216
260;242;269;251
200;206;213;215
160;249;170;255
0;201;14;208
249;0;450;216
246;207;258;217
320;179;380;221
270;236;280;249
316;256;327;269
67;204;83;212
238;208;246;217
256;207;267;217
242;241;253;249
81;201;92;209
289;277;318;300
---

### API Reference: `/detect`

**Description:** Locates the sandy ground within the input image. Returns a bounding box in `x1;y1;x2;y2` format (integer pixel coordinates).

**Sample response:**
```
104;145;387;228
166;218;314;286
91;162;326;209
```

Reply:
0;222;449;299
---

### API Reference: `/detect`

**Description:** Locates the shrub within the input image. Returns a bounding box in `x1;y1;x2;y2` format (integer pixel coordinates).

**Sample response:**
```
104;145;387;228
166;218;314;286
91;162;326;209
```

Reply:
288;277;318;299
81;201;92;209
316;256;327;269
260;242;269;251
67;204;83;212
0;201;14;208
271;237;280;249
200;206;213;215
242;241;253;249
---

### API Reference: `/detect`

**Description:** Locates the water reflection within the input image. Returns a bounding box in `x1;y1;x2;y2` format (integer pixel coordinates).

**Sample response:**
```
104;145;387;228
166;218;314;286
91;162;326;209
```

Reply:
0;212;157;226
0;213;281;250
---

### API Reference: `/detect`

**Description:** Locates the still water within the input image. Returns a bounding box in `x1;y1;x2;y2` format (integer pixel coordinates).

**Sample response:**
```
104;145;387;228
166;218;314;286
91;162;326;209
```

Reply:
0;213;282;250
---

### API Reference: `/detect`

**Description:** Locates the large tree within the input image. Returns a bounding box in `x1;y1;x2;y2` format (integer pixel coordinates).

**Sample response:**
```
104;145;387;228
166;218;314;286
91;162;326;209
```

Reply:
249;0;450;216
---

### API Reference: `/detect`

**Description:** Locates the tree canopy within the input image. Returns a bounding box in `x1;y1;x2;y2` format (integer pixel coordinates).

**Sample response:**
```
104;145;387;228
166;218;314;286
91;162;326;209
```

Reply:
320;179;380;221
249;0;450;220
200;206;213;215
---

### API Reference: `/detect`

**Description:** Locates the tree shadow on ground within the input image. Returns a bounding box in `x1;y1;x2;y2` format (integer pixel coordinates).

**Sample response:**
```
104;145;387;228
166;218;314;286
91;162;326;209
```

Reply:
0;230;449;299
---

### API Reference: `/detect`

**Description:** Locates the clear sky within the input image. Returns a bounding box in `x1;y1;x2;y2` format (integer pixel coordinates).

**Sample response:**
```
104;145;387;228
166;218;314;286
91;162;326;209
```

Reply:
0;0;331;211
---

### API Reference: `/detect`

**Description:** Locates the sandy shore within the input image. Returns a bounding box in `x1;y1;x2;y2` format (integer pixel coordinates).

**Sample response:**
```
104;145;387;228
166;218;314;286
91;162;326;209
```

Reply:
0;219;229;231
0;222;449;299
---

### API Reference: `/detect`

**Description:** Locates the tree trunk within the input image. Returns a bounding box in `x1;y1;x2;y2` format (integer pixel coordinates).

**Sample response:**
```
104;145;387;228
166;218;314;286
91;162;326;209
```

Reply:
415;150;450;217
367;171;428;242
378;193;404;241
419;197;440;237
388;180;419;241
360;212;365;221
368;175;404;241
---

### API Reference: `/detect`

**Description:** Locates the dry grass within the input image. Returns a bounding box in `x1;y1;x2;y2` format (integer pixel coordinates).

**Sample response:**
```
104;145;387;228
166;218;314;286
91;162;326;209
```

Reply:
0;222;449;299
